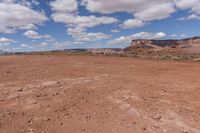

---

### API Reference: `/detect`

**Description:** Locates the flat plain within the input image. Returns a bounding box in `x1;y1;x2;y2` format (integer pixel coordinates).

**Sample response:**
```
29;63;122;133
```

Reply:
0;55;200;133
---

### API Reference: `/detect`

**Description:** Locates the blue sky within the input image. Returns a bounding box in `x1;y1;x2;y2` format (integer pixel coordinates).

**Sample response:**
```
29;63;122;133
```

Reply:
0;0;200;52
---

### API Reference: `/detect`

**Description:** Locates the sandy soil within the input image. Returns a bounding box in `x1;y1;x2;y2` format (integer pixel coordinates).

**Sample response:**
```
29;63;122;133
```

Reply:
0;55;200;133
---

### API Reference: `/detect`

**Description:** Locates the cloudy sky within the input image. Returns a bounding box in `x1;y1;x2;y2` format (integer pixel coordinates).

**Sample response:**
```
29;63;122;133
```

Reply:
0;0;200;52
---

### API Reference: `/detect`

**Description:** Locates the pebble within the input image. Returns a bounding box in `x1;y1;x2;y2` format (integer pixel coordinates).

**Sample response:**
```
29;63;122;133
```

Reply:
153;114;162;120
44;118;51;121
58;122;63;125
17;88;23;92
33;101;38;104
6;112;11;115
0;99;5;102
27;119;32;123
81;128;86;132
27;128;34;133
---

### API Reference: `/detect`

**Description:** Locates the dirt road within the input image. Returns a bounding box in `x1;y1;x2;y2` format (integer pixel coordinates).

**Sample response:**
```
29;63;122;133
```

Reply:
0;55;200;133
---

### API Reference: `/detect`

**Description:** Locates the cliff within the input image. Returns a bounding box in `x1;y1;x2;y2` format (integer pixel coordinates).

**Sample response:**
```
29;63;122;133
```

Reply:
126;37;200;53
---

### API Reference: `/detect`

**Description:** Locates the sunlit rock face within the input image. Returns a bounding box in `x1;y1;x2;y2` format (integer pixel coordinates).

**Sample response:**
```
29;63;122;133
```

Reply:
130;37;200;53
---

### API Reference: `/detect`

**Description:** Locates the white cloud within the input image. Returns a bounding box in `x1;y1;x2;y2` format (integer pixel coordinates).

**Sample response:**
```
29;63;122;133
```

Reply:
82;0;176;21
111;29;120;33
20;44;29;48
20;0;40;7
50;0;118;42
50;0;78;13
23;30;55;42
40;42;48;47
179;14;200;20
0;0;40;7
53;41;71;50
19;24;37;30
134;3;175;21
23;30;43;39
180;34;187;38
0;26;16;34
0;2;48;34
0;37;15;50
176;0;200;20
0;0;16;3
109;32;166;45
51;13;117;29
67;27;111;42
0;37;15;44
121;19;144;29
176;0;199;10
108;36;130;45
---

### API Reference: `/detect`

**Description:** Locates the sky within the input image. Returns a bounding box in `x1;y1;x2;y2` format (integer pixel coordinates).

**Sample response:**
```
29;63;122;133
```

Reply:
0;0;200;52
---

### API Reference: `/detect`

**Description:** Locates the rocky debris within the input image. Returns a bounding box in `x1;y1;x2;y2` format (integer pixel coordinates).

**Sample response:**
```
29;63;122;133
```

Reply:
17;88;23;92
58;122;63;125
27;119;32;124
152;114;162;121
193;58;200;62
27;128;34;133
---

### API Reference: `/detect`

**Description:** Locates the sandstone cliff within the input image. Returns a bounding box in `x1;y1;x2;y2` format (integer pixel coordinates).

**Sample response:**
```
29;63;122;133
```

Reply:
127;37;200;53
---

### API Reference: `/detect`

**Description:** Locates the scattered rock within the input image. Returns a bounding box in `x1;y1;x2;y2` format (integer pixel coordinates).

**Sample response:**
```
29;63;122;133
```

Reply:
32;101;38;104
17;88;23;92
6;112;11;115
27;119;32;123
152;114;162;120
45;118;51;121
58;122;63;125
0;99;5;102
193;58;200;62
27;128;34;133
81;128;87;132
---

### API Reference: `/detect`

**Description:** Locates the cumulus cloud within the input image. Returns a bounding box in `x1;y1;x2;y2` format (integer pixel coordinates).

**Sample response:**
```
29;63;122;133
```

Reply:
111;29;120;33
50;0;117;42
134;3;175;21
0;2;48;34
23;30;55;42
51;13;117;29
82;0;176;21
82;0;200;28
178;14;200;20
20;44;29;48
0;0;39;7
175;0;199;10
176;0;200;20
50;0;78;13
19;24;37;30
109;32;166;45
0;37;15;44
0;37;15;50
40;42;48;47
51;13;117;41
67;27;111;42
121;19;144;29
23;30;43;39
53;41;71;50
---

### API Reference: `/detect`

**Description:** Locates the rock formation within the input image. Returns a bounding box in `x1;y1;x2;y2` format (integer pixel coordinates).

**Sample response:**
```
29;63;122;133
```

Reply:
128;37;200;53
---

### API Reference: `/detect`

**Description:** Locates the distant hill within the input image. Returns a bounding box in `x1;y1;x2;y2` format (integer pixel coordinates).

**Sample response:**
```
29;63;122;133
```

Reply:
124;37;200;54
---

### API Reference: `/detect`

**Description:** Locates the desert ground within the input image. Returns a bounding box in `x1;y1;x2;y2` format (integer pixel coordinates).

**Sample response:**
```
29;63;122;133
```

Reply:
0;55;200;133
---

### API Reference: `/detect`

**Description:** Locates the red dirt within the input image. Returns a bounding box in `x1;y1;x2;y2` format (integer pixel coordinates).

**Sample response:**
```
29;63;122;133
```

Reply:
0;55;200;133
